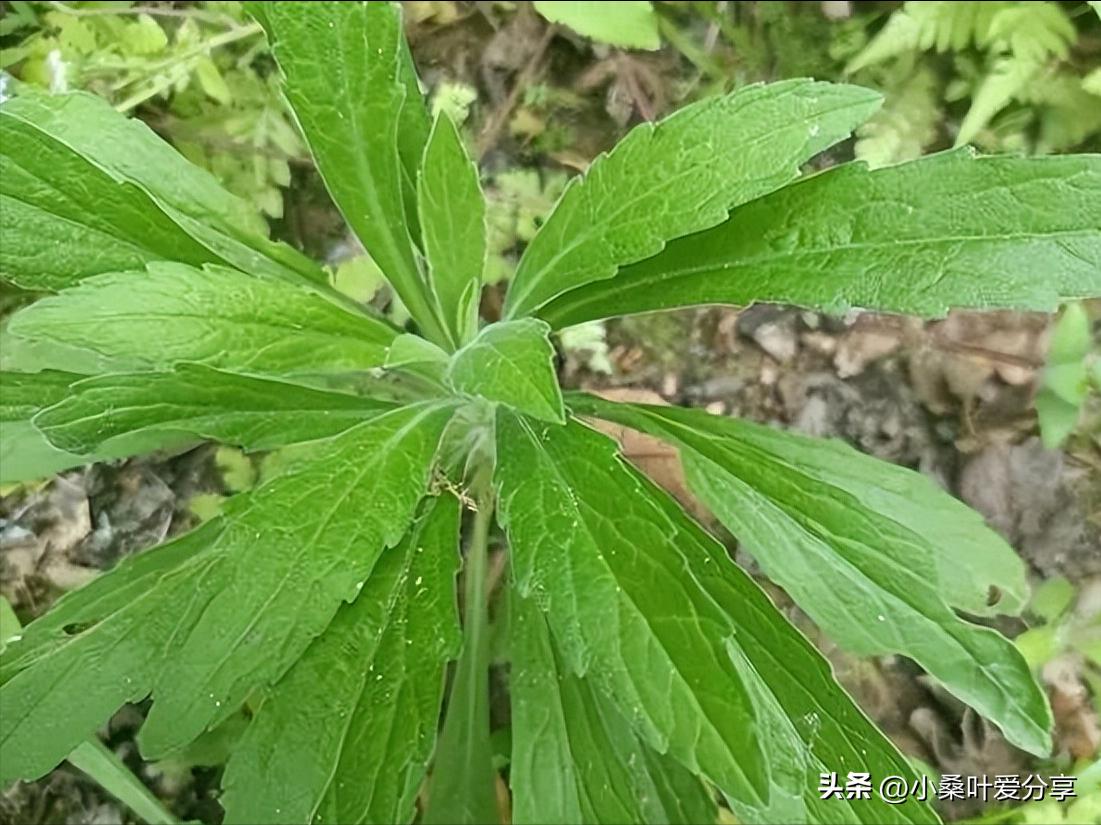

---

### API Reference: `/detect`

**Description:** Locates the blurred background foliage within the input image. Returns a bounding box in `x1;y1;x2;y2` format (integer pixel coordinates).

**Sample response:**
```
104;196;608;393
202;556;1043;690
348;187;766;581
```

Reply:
3;1;1099;237
0;3;1098;822
3;1;1098;331
1;0;299;217
3;1;1097;340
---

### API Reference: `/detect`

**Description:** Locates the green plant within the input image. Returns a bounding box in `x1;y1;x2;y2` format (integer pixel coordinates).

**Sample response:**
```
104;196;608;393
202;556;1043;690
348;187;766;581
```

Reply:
846;0;1101;162
961;579;1101;825
1;3;1099;823
533;1;661;51
1034;302;1099;448
2;1;303;217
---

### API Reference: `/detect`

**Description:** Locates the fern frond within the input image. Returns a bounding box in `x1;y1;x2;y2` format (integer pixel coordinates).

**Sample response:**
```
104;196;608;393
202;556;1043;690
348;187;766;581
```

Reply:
848;1;1075;75
846;11;922;74
982;3;1075;62
959;62;1101;153
847;1;1013;73
910;1;1007;52
957;54;1043;146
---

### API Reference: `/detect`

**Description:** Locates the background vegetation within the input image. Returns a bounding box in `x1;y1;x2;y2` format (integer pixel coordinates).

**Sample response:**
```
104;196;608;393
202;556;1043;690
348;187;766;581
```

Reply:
0;2;1098;823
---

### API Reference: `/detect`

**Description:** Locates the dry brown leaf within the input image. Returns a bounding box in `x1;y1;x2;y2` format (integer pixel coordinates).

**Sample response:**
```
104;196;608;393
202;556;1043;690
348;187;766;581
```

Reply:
581;388;712;523
1045;654;1101;760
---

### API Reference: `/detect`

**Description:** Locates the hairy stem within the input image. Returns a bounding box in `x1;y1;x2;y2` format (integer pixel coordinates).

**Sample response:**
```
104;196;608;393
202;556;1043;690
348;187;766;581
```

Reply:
424;476;499;824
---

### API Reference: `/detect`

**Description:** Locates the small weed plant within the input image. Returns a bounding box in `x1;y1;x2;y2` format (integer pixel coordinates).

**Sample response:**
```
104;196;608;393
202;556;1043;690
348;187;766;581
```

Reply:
1;3;1099;824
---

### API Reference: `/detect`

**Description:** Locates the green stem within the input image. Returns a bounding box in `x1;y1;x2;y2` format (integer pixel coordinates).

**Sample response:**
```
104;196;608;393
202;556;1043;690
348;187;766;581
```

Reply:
658;17;726;81
424;478;499;824
68;738;178;825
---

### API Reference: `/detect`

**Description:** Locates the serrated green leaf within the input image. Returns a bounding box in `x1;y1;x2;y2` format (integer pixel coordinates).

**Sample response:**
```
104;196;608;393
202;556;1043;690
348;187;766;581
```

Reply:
573;394;1028;617
0;92;325;289
221;494;461;825
252;1;449;346
510;594;717;825
0;402;456;781
419;113;486;345
494;414;939;824
34;364;394;456
0;520;221;686
8;262;398;377
572;397;1051;756
542;150;1101;327
447;319;564;423
502;79;882;319
956;55;1041;148
0;370;86;483
533;1;660;51
0;104;218;291
0;518;222;767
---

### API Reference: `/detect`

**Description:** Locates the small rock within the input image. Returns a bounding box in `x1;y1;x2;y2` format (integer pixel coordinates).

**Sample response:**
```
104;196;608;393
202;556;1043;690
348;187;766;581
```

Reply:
752;320;798;363
737;305;799;363
835;328;902;378
685;375;745;402
802;331;837;356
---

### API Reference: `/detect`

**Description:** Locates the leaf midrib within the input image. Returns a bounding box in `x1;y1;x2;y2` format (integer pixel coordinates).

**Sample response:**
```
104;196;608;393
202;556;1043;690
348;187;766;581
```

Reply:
547;226;1096;321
